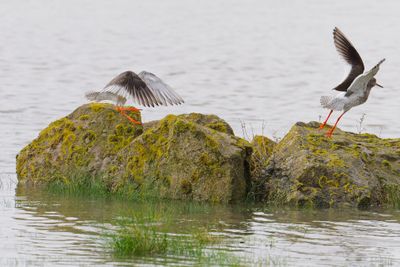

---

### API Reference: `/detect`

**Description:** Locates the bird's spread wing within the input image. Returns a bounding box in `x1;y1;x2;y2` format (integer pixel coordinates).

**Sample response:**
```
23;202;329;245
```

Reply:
332;27;365;92
345;59;385;96
101;71;161;107
138;71;184;106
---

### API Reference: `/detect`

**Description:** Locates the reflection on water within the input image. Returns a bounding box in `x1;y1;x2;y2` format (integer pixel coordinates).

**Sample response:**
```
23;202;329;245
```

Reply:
0;177;398;266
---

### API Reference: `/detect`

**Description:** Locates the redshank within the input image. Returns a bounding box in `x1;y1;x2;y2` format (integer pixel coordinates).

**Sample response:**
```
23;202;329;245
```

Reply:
86;71;184;124
319;27;385;137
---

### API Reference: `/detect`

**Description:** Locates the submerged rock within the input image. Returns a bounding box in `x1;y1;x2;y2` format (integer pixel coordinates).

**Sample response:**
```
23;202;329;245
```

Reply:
16;103;251;203
262;122;400;208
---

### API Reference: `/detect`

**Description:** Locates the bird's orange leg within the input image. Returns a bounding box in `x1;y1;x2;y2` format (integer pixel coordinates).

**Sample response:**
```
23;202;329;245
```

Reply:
115;106;142;125
319;110;333;130
326;111;346;138
122;113;142;125
117;106;141;113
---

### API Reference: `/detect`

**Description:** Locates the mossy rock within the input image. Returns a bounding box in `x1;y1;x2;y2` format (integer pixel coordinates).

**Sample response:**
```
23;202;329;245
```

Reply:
175;113;235;135
16;103;143;185
110;114;252;202
143;113;234;135
263;121;400;208
16;104;251;203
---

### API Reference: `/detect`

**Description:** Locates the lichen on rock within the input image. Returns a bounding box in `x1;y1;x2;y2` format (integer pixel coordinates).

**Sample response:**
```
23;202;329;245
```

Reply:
110;114;251;202
261;121;400;208
16;103;143;185
16;104;251;203
16;104;400;208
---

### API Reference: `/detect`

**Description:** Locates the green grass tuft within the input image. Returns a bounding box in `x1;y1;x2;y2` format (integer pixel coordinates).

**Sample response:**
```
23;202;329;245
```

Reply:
45;171;109;198
106;215;241;266
383;184;400;208
111;226;168;256
44;170;165;202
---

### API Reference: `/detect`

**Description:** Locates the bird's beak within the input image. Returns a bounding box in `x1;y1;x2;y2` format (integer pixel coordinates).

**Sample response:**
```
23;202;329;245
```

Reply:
376;83;383;88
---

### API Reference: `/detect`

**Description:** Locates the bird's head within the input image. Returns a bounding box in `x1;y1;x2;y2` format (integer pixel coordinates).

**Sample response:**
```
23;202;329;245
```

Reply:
368;78;383;89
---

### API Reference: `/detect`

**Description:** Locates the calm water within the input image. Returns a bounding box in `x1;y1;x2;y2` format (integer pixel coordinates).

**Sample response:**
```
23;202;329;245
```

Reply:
1;178;400;266
1;0;400;266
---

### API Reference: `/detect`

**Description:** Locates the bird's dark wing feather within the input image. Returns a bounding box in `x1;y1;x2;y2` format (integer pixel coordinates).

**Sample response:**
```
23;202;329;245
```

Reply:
138;71;184;106
103;71;161;107
332;27;365;92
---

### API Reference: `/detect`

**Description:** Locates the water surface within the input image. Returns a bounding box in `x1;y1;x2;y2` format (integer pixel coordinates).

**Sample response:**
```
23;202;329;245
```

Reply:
1;0;400;266
1;177;400;266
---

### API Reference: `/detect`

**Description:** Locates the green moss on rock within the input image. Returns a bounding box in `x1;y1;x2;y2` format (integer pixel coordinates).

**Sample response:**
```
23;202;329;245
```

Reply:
176;113;235;135
18;105;400;208
16;105;250;203
16;103;143;185
112;115;251;202
262;121;400;208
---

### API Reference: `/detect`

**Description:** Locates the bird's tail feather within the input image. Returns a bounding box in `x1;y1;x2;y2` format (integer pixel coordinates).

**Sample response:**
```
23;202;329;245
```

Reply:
85;91;127;105
85;91;101;101
320;96;333;109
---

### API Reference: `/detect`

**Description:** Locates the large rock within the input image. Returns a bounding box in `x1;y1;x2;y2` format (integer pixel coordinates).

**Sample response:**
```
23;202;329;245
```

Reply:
263;122;400;208
18;104;399;208
16;103;251;203
16;103;143;184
